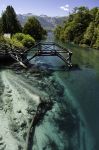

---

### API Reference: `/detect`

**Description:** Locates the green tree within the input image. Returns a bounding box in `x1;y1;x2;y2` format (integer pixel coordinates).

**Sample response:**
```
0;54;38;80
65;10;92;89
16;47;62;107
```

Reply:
95;9;99;26
54;7;99;49
73;7;91;43
93;35;99;49
2;6;22;35
90;7;98;21
83;22;95;46
63;22;75;42
23;17;46;41
54;26;62;39
93;25;99;49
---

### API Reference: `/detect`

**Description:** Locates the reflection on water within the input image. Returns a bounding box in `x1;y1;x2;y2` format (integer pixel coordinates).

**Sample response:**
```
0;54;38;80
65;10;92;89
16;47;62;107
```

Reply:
37;42;99;149
28;33;99;149
55;42;99;149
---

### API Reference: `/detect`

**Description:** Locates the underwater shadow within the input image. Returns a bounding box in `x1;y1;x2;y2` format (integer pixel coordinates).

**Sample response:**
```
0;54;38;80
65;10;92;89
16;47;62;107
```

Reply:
33;63;81;72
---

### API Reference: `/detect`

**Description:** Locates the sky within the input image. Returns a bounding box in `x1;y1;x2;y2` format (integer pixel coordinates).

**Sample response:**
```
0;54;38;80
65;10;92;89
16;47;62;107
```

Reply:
0;0;99;17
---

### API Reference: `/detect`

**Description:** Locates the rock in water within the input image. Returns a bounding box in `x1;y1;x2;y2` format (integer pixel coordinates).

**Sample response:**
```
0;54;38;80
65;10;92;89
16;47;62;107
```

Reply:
0;135;6;150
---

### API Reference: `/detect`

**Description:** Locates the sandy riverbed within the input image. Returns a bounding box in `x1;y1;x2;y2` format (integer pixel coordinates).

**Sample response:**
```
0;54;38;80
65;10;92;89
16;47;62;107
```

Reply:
0;68;94;150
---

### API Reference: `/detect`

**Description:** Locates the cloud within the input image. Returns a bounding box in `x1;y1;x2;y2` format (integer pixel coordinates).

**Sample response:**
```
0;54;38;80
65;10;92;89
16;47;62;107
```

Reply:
60;4;69;11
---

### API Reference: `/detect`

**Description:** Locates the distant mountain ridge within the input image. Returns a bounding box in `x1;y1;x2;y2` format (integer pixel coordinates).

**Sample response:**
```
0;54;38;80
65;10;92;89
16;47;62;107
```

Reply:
17;14;67;30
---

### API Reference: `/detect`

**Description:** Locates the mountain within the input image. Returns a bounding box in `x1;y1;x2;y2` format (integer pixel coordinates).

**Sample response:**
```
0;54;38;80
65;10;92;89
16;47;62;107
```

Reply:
17;14;67;30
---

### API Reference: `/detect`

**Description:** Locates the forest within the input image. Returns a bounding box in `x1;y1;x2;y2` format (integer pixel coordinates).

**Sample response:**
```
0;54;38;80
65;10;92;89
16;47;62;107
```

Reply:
54;7;99;49
0;6;46;49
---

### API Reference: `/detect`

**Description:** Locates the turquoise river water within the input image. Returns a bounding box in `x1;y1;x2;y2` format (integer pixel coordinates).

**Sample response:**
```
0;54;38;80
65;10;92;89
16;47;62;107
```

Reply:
29;36;99;149
25;30;99;149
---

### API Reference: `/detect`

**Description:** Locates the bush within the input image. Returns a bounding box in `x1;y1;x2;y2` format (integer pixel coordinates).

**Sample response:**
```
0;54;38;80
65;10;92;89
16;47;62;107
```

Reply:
12;33;35;48
11;38;24;48
0;33;35;49
5;37;24;48
0;35;6;43
0;35;24;51
21;35;35;48
13;33;24;41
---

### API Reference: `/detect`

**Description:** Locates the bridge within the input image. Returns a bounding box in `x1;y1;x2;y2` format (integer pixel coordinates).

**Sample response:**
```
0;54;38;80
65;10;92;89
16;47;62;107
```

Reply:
8;42;73;68
25;42;72;67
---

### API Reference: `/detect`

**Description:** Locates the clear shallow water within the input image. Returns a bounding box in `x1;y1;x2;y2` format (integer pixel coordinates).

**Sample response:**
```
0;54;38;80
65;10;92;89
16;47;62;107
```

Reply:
29;40;99;149
27;31;99;149
56;67;99;149
53;43;99;149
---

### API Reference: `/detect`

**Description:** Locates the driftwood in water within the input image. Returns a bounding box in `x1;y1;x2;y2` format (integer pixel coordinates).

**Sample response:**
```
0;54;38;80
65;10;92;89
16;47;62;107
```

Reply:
26;101;53;150
9;53;27;68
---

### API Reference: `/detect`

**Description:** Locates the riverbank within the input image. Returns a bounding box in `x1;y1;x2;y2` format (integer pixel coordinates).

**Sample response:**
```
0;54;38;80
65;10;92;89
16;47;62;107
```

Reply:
0;64;87;150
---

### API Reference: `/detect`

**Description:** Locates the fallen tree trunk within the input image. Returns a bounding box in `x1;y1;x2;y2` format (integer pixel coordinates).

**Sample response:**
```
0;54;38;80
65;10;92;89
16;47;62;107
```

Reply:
26;101;53;150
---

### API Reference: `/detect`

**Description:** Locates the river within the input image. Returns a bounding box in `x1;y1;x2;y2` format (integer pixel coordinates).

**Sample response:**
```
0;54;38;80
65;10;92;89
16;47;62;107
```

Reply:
29;34;99;150
55;43;99;150
0;33;99;150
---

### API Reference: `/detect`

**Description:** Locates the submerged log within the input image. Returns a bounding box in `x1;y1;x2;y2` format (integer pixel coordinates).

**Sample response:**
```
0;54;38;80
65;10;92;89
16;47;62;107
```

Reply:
26;101;53;150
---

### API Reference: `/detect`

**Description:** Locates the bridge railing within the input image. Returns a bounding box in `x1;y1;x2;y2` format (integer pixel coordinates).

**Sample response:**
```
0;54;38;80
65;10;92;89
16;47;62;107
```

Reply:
24;42;72;54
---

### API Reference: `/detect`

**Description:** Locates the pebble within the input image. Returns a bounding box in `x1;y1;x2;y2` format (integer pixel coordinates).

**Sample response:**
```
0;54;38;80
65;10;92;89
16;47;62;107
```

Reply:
0;107;3;110
20;121;27;129
7;90;12;93
17;110;22;113
18;145;23;150
0;135;6;150
13;128;18;132
13;117;17;121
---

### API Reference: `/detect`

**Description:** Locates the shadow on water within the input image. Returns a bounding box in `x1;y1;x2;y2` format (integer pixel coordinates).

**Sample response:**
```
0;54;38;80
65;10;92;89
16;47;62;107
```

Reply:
33;62;80;72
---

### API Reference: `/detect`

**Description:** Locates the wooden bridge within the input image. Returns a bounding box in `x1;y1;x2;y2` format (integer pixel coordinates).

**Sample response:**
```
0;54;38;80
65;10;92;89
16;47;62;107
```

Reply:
8;42;73;68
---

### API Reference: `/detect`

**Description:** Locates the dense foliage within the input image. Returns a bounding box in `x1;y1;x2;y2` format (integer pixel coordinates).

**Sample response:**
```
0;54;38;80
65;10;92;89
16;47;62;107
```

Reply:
0;33;35;49
13;33;35;48
0;5;46;50
23;17;47;41
1;6;22;35
54;7;99;49
0;35;24;49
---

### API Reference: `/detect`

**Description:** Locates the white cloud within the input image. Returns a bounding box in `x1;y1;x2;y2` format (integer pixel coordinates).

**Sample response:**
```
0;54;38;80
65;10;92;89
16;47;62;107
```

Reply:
60;4;69;11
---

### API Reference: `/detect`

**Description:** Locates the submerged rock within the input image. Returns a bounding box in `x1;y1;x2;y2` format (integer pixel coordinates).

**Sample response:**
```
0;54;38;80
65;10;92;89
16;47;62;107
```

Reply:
17;110;22;114
0;135;6;150
20;120;27;130
7;89;12;93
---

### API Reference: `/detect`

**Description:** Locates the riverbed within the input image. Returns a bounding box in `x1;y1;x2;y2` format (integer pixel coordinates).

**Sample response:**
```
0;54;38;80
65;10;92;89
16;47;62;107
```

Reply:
0;40;99;150
0;66;83;150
